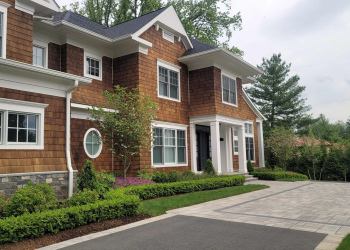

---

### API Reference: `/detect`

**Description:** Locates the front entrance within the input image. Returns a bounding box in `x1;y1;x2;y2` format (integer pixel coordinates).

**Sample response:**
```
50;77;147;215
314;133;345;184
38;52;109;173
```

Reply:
196;125;211;171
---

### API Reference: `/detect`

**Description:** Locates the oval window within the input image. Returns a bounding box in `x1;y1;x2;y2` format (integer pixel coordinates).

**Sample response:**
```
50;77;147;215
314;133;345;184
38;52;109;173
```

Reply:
83;128;102;158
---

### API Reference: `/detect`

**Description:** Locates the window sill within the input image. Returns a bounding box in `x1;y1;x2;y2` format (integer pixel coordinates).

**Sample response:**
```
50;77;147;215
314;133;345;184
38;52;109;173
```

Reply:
223;101;238;107
0;144;44;150
158;95;181;103
153;163;188;168
84;74;102;81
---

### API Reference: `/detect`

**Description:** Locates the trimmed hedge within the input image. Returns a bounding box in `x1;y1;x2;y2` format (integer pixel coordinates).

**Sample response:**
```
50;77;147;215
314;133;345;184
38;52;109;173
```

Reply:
0;194;139;244
105;175;246;200
252;171;308;180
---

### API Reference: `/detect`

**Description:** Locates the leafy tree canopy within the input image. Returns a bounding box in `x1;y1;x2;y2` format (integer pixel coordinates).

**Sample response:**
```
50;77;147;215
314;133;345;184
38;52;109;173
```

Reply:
245;53;313;136
62;0;244;56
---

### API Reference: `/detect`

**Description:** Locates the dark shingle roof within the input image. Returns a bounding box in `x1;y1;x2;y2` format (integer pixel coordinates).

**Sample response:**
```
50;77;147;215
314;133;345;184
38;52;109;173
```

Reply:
52;6;169;39
182;38;217;57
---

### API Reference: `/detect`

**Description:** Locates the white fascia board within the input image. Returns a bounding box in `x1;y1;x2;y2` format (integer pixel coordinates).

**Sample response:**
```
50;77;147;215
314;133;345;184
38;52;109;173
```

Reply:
30;0;60;12
71;103;116;113
71;103;117;120
179;48;262;75
0;58;91;85
242;89;267;120
0;1;11;8
189;114;246;126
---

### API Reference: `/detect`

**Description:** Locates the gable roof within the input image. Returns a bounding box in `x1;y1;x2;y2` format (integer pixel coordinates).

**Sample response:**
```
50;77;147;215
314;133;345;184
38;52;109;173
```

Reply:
52;7;170;39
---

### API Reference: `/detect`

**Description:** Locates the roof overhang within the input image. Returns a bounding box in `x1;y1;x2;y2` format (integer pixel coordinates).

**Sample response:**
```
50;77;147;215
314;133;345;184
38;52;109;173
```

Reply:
15;0;60;17
0;58;91;98
178;48;262;83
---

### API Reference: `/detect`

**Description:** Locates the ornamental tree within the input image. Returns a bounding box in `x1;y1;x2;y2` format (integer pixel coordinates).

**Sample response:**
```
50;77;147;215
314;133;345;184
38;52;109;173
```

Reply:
266;126;296;171
88;85;158;178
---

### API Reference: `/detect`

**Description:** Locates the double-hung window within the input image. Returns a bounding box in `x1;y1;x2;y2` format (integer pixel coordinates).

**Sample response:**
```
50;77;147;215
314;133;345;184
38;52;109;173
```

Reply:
222;74;237;106
0;98;47;149
157;59;181;101
245;123;255;161
84;52;102;80
0;2;10;59
153;123;187;166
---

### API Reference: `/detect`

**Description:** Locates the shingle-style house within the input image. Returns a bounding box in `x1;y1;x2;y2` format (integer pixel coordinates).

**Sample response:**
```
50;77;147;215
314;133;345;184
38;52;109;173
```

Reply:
0;0;266;199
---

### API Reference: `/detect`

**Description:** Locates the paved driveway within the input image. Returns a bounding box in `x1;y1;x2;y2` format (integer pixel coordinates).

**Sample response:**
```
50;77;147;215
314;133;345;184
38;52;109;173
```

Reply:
41;180;350;250
168;180;350;249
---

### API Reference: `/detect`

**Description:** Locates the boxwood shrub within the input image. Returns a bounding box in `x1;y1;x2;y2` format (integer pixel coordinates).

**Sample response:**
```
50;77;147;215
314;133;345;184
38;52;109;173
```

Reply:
252;171;308;180
105;175;246;200
0;194;139;244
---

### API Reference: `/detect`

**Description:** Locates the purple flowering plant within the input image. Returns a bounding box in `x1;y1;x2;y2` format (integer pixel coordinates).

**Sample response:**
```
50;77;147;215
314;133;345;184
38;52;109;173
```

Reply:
113;177;154;189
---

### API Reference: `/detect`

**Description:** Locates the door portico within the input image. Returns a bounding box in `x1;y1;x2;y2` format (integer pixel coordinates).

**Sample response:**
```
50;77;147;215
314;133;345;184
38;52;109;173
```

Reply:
190;114;263;174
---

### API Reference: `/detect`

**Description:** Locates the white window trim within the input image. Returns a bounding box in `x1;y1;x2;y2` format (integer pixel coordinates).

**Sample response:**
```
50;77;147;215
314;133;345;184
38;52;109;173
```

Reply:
244;121;255;163
0;98;48;149
84;51;103;81
157;59;181;102
33;39;48;68
162;28;174;43
0;1;10;59
152;121;188;167
221;71;238;107
83;128;103;159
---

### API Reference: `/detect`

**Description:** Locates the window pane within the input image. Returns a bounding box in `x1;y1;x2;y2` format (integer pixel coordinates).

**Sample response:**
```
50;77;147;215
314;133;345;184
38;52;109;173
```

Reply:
159;81;168;96
234;140;238;152
245;124;248;133
92;131;99;143
165;147;175;163
87;143;93;155
165;129;175;146
230;79;235;93
8;128;17;142
8;114;17;127
87;131;93;143
93;144;100;155
153;146;163;164
249;124;253;134
223;76;229;90
229;92;234;104
28;130;36;143
170;85;178;99
18;115;27;128
37;47;43;57
154;128;163;146
178;147;185;163
223;89;229;102
177;130;185;146
28;116;36;129
233;126;237;136
18;129;27;142
170;71;178;86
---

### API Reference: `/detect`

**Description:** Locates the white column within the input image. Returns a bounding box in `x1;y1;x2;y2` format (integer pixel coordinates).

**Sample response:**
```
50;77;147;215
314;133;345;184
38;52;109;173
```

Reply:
257;120;265;168
225;126;234;172
210;121;221;174
237;125;247;173
190;123;197;173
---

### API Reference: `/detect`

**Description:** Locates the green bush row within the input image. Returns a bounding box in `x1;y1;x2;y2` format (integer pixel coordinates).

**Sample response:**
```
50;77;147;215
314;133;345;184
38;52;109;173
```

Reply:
252;171;308;180
104;175;246;200
0;194;139;244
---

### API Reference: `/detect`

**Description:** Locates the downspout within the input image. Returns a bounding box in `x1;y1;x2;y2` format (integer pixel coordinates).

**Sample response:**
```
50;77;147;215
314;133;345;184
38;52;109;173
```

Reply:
66;80;79;198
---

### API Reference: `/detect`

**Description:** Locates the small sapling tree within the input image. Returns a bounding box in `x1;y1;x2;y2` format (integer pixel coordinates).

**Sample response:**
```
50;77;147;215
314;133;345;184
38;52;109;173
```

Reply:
88;85;158;178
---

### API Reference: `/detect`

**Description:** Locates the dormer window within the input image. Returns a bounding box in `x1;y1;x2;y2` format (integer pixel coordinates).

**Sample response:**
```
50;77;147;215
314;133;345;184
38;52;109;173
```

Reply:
162;29;174;43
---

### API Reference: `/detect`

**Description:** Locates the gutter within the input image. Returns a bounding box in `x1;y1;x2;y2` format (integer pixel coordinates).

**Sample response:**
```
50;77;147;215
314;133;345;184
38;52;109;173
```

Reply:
66;80;78;197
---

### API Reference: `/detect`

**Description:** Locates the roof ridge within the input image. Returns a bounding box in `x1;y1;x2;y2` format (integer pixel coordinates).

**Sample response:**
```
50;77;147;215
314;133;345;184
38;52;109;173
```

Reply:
107;6;169;29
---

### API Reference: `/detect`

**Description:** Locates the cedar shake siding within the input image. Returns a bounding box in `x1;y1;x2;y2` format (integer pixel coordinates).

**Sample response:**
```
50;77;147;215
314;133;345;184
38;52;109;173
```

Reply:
0;88;67;174
3;0;34;64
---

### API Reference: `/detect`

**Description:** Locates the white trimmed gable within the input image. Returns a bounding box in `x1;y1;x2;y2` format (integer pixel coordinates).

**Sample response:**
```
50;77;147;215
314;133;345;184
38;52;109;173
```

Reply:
16;0;60;16
133;6;193;50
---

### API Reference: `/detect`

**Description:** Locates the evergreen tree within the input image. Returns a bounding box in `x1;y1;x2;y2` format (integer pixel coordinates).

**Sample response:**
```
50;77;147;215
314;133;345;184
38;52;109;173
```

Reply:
62;0;244;56
346;117;350;140
246;53;312;135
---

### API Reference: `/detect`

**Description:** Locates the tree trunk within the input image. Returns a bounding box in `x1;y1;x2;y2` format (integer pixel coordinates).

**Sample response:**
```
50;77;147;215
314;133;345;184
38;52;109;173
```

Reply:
307;169;312;180
312;162;316;180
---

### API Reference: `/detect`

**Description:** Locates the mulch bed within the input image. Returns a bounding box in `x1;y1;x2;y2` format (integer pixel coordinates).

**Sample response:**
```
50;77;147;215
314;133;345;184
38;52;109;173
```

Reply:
0;214;151;250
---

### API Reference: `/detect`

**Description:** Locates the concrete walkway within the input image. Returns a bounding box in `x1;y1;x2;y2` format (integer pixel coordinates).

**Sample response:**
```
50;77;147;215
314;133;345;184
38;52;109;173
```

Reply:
168;180;350;249
40;180;350;250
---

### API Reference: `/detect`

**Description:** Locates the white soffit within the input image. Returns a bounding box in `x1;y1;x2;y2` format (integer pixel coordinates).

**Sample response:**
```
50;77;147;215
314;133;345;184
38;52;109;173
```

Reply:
178;48;262;79
0;58;91;98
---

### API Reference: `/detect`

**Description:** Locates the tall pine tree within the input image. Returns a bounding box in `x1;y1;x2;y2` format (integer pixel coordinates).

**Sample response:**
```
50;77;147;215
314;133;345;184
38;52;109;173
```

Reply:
246;53;313;135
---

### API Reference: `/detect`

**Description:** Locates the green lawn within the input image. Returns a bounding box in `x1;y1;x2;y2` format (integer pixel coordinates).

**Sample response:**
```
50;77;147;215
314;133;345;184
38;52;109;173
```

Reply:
139;184;269;216
337;234;350;250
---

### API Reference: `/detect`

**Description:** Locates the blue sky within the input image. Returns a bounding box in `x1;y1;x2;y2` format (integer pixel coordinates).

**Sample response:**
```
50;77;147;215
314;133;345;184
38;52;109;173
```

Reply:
56;0;350;123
